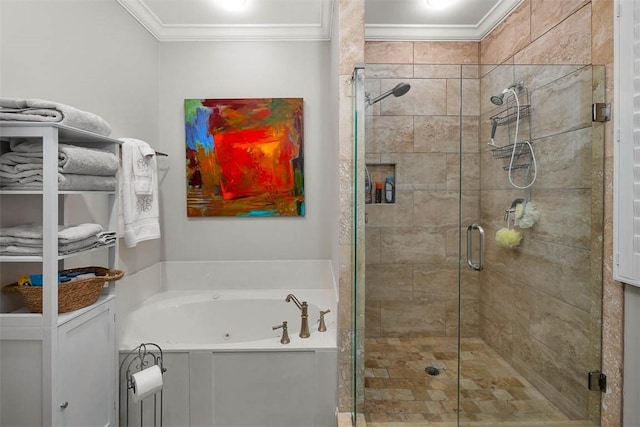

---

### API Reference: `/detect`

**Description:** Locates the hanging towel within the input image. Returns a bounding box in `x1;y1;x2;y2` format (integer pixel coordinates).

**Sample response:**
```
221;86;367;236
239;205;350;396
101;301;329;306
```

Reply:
118;138;156;195
118;138;161;248
0;98;112;136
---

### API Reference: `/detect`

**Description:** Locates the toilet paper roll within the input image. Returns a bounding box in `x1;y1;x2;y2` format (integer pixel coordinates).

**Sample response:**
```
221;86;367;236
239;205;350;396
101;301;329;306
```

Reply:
130;365;163;403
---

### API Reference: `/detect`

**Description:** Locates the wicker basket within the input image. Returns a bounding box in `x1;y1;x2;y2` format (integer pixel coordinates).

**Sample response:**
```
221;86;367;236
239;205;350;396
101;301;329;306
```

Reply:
3;266;124;314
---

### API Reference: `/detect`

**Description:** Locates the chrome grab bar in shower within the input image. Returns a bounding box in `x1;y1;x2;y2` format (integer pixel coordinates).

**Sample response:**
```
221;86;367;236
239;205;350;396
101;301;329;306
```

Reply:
467;224;485;271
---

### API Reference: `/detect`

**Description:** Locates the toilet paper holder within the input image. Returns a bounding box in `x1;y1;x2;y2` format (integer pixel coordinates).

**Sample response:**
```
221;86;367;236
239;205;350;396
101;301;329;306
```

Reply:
119;342;167;427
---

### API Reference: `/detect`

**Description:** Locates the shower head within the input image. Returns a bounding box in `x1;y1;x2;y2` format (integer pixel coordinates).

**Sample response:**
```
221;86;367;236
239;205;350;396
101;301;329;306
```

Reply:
490;93;506;106
367;82;411;105
489;82;524;106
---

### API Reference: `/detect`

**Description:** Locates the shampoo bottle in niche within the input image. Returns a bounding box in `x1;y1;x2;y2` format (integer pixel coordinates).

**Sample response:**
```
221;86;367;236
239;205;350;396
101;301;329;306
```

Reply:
384;177;395;203
375;182;383;203
365;170;372;204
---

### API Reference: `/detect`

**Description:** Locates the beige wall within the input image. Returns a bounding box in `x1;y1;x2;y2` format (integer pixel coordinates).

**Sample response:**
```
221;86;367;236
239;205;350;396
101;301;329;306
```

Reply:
337;0;365;411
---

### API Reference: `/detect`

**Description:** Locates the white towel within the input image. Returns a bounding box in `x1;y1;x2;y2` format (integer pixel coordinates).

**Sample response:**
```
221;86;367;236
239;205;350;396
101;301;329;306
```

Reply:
58;223;103;244
0;223;102;243
0;223;43;239
0;235;43;247
58;236;99;254
0;173;116;191
118;138;161;248
0;152;44;166
118;138;156;195
0;238;98;256
97;231;117;245
0;98;112;136
0;245;41;255
6;140;118;176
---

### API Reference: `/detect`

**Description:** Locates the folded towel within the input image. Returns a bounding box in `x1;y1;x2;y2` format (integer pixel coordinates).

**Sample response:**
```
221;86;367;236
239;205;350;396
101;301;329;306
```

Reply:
119;138;155;195
58;236;98;253
5;141;118;176
0;152;45;165
58;223;103;244
0;98;112;136
0;168;43;181
0;240;99;256
0;162;43;173
0;233;116;249
0;245;42;255
0;223;103;243
0;235;43;247
97;231;117;245
0;174;116;191
118;138;161;247
0;223;42;239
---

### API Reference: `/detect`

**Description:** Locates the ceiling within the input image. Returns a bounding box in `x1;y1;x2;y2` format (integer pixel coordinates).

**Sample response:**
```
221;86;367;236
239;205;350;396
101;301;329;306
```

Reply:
117;0;523;42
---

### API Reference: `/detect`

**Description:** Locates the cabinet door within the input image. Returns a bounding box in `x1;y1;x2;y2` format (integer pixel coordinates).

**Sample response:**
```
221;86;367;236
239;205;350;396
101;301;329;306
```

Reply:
57;301;115;427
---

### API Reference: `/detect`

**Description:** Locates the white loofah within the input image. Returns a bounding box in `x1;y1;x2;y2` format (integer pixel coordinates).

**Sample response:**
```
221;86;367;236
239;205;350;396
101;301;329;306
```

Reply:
516;201;540;229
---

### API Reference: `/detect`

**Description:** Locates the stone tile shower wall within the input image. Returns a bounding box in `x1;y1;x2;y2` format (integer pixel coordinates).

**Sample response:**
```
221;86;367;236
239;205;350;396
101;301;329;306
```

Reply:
478;1;607;422
363;42;481;339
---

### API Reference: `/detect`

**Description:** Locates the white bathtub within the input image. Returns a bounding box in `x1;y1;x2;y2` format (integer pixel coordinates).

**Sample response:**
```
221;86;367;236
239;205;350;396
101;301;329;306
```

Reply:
119;287;338;427
120;289;336;351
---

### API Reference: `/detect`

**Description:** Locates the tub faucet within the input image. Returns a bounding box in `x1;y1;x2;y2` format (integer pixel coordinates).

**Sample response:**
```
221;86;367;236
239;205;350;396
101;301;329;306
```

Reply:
272;321;290;344
285;294;310;338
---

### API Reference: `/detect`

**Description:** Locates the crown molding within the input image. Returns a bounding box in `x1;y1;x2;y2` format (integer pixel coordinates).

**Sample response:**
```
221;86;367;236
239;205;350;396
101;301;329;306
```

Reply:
117;0;521;42
365;0;523;41
117;0;334;41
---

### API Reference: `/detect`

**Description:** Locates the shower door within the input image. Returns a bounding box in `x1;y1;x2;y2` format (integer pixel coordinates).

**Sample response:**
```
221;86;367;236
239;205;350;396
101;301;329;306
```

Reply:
458;63;605;426
352;63;604;427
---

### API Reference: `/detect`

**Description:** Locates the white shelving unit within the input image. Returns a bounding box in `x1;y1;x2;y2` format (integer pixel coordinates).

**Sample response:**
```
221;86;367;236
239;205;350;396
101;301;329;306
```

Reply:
0;122;120;426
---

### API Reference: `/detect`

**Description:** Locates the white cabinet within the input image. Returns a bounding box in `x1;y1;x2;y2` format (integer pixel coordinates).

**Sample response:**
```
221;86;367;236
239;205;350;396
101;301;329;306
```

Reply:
58;300;115;427
0;123;120;426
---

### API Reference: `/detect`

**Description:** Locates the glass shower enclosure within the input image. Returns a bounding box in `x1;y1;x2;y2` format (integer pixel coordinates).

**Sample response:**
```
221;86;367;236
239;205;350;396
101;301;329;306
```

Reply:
352;64;605;426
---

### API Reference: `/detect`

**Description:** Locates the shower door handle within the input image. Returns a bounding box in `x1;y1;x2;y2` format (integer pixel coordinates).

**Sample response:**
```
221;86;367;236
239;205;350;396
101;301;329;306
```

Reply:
467;224;485;271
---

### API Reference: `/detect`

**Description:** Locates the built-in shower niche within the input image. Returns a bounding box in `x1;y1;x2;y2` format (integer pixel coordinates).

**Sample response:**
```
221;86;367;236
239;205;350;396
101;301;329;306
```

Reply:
365;163;395;205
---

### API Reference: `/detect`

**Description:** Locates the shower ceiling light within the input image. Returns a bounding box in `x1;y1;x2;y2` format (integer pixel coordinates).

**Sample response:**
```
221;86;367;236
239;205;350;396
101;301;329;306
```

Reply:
425;0;455;10
215;0;248;12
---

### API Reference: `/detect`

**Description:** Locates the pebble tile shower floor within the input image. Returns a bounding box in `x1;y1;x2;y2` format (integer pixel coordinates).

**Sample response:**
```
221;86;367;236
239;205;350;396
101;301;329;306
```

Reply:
364;337;595;427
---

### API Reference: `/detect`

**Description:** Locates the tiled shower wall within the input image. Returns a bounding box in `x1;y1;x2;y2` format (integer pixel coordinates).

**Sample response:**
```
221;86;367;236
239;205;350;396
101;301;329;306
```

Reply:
478;0;611;423
363;42;481;338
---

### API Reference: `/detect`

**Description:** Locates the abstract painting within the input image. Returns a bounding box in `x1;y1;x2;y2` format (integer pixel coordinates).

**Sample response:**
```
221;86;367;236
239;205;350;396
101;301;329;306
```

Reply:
184;98;304;217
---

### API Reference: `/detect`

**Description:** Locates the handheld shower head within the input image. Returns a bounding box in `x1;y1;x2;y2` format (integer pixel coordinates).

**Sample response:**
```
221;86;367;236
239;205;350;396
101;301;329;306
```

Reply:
489;82;524;106
489;118;498;145
367;82;411;105
490;93;505;106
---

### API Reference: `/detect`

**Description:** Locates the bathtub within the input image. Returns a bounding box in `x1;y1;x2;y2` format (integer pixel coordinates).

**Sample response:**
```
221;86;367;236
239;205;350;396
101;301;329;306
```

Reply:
119;287;338;427
120;289;336;351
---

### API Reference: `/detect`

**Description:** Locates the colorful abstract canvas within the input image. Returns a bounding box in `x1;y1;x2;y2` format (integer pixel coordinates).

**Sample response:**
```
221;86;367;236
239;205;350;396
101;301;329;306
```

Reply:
184;98;304;217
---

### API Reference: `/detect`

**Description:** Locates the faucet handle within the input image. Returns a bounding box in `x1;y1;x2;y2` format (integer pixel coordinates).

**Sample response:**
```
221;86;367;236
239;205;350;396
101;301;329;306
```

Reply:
318;309;331;332
272;321;290;344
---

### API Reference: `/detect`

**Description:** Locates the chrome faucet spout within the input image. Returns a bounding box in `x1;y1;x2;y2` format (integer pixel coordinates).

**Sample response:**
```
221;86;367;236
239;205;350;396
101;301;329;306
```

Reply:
285;293;310;338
